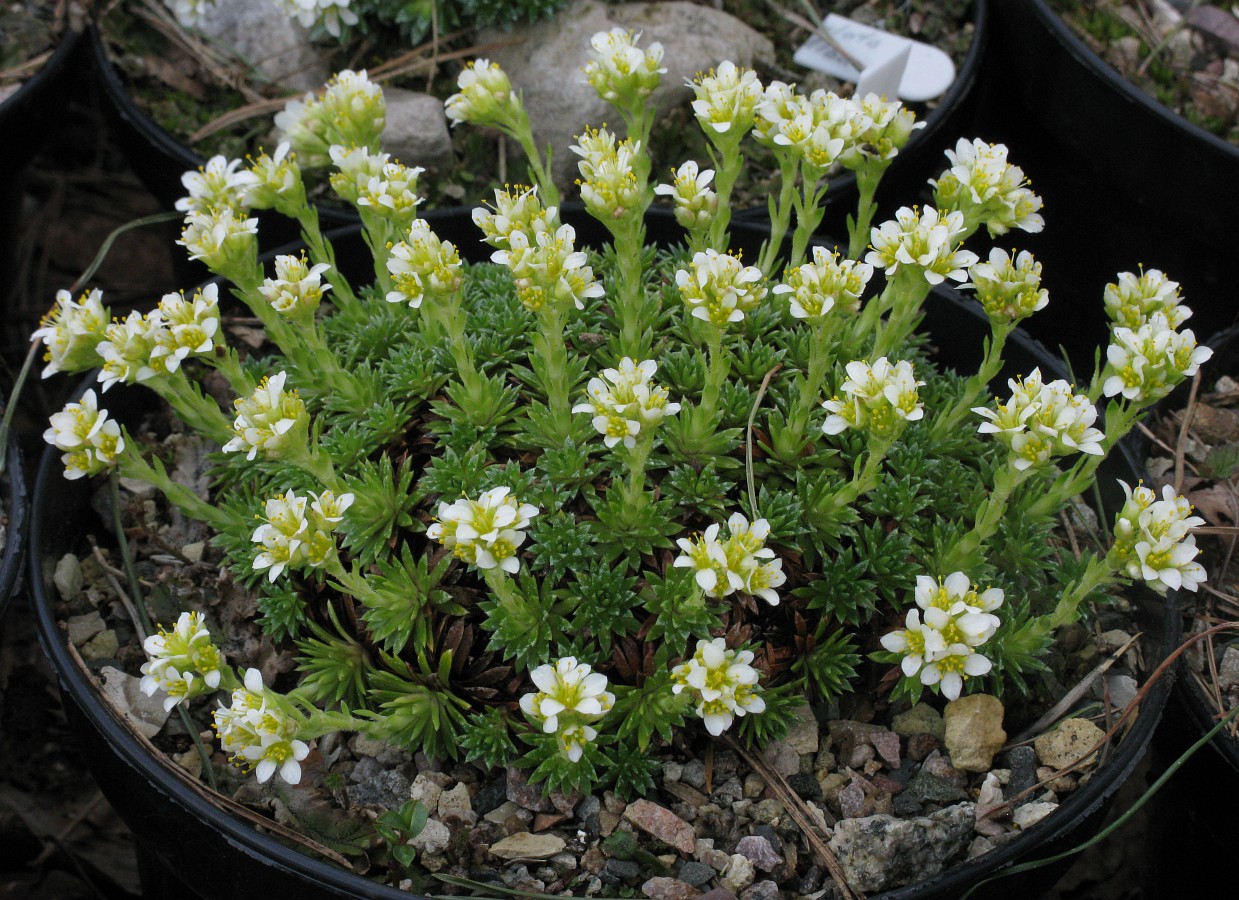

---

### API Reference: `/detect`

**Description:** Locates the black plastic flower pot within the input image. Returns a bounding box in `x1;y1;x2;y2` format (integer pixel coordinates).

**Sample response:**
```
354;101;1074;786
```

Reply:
0;430;29;623
735;0;989;242
29;207;1176;900
85;22;358;250
0;27;88;305
968;0;1239;375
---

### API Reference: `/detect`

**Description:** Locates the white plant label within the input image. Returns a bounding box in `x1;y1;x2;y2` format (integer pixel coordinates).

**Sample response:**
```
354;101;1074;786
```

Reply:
793;14;956;103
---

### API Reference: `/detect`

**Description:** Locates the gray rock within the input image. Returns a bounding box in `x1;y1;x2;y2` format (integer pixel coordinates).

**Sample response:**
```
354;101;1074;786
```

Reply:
67;611;106;646
409;771;449;810
1220;646;1239;691
719;854;756;894
489;831;568;860
197;0;330;92
829;804;976;893
409;818;452;856
785;772;822;802
1003;745;1038;805
891;702;947;740
733;835;781;872
642;875;702;900
681;759;707;789
438;782;477;827
482;0;774;187
738;880;779;900
602;858;644;885
903;771;970;805
383;88;455;174
348;769;411;809
677;860;716;887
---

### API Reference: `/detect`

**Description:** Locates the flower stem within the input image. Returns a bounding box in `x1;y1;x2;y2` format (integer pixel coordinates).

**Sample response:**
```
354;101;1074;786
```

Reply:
699;326;729;422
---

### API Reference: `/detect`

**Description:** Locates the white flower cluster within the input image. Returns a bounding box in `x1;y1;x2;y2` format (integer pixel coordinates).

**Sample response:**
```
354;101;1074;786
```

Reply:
427;486;539;574
931;138;1045;236
42;389;125;480
967;248;1049;324
753;81;852;171
276;70;385;168
252;488;354;581
822;357;924;440
880;572;1004;701
1102;269;1190;331
444;59;522;130
278;0;358;38
675;248;767;327
773;245;872;321
328;146;424;227
866;205;978;286
259;253;333;320
1110;482;1206;594
1102;313;1211;403
214;668;310;785
674;513;786;605
573;357;681;449
139;611;224;711
671;638;766;736
32;288;108;379
490;220;604;313
519;658;615;761
222;371;309;461
572;126;643;220
973;368;1104;471
653;161;717;232
689;61;764;136
385;219;464;308
473;184;559;249
582;27;666;106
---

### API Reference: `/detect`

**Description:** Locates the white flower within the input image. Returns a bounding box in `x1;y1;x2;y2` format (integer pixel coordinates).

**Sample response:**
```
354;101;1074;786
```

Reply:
147;284;223;374
176;155;250;216
840;93;922;170
974;369;1105;470
139;611;223;710
473;185;559;249
822;357;924;439
931;138;1044;236
320;69;385;150
259;254;332;319
866;206;978;286
1103;269;1190;330
386;220;464;308
583;28;665;106
966;249;1048;324
278;0;359;38
675;249;767;328
773;245;872;320
214;668;310;785
241;142;304;212
674;513;785;605
918;643;993;701
689;61;763;136
654;161;717;231
445;59;521;129
427;486;539;574
880;608;948;678
251;488;353;581
43;390;125;480
573;126;642;219
572;357;681;449
519;657;615;737
1111;482;1207;594
178;206;259;272
329;145;423;225
32;287;109;378
491;223;604;312
671;638;765;736
223;372;309;461
95;310;160;391
1102;313;1212;403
